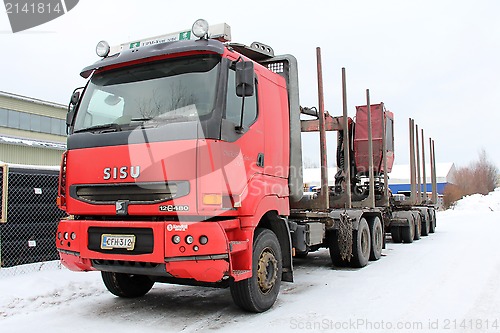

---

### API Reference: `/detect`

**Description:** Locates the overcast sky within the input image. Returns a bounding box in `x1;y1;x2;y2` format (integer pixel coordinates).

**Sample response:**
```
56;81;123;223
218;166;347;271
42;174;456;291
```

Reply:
1;0;499;168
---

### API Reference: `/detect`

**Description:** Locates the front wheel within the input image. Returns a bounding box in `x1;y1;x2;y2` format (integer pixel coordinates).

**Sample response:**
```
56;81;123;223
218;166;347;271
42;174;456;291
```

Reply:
230;229;282;313
101;272;154;298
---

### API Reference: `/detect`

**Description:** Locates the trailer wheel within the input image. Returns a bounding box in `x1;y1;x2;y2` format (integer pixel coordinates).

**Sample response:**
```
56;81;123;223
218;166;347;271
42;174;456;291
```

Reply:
230;228;282;313
413;213;421;240
421;213;430;236
429;209;436;233
401;217;414;243
391;226;402;243
369;217;383;261
351;218;371;268
101;272;154;298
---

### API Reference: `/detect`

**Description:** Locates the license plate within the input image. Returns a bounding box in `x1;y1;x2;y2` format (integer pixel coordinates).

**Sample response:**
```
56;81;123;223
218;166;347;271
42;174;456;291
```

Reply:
101;234;136;250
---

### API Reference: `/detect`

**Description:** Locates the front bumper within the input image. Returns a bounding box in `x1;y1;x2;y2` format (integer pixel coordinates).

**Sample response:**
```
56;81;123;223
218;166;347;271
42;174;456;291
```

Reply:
56;218;242;283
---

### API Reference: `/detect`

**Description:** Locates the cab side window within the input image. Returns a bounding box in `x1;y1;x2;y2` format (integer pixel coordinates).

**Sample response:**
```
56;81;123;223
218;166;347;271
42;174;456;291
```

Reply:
225;69;257;127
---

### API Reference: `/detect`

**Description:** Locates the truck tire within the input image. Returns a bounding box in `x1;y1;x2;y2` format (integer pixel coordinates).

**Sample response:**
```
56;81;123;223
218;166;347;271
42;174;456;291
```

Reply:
101;272;154;298
350;218;371;268
413;213;421;240
369;217;383;261
391;226;402;243
421;213;430;236
230;228;282;313
329;231;350;267
401;218;414;243
429;209;436;233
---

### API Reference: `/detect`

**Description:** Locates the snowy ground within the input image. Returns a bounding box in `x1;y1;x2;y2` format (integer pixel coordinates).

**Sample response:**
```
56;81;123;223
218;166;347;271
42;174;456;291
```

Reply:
1;190;499;333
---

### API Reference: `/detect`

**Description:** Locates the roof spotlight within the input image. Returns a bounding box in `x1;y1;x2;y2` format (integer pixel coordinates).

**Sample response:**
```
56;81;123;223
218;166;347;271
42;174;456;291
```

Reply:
192;19;209;39
96;40;110;58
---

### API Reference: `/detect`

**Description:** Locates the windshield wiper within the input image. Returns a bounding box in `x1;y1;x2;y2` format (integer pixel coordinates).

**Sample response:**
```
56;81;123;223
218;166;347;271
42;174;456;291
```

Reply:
74;123;122;133
130;117;153;122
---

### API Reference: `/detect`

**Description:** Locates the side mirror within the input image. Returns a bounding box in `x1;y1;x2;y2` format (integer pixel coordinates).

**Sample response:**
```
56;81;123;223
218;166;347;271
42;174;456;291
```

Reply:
70;91;80;105
66;88;83;131
235;61;255;97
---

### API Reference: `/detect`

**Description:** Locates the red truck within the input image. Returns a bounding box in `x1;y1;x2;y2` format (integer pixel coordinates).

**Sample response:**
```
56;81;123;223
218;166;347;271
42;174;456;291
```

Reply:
56;19;437;312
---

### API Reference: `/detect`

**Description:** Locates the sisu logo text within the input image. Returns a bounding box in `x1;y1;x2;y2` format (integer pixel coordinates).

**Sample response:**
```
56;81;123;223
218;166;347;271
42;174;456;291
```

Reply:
103;166;140;180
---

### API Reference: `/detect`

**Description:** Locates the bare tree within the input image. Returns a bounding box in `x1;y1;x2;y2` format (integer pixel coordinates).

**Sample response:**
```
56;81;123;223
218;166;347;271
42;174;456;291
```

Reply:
444;149;499;208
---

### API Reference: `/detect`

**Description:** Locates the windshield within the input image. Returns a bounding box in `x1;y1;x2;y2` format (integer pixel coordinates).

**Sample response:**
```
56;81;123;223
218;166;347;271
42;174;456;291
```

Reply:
73;55;220;132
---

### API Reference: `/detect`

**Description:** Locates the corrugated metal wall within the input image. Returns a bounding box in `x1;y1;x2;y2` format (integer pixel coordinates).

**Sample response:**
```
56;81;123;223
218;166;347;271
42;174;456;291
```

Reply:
0;93;66;166
0;94;66;118
0;143;63;166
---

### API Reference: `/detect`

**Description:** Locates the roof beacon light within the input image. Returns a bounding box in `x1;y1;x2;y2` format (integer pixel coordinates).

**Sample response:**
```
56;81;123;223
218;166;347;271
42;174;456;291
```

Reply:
192;19;209;39
96;40;110;58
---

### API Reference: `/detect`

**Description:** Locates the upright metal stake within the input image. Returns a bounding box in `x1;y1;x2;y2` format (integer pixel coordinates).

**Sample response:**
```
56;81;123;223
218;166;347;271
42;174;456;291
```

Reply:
409;118;416;205
316;47;329;210
431;139;438;204
429;137;435;204
415;124;421;204
421;128;427;202
341;68;352;208
366;90;375;209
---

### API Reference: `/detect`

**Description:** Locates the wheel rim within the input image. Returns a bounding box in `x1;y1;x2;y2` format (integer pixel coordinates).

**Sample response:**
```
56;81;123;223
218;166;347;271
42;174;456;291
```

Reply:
257;248;278;294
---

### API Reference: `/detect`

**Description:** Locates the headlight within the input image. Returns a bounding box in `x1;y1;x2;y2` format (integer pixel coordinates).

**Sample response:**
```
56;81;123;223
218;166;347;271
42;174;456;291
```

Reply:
192;19;209;38
185;235;194;244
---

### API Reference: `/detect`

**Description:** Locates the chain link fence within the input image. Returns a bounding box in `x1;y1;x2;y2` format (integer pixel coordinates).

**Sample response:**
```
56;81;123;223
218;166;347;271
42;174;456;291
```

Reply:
0;164;66;277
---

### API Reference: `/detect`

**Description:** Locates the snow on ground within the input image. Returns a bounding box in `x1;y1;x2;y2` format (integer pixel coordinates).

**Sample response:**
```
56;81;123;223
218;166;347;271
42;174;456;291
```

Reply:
1;191;500;333
451;188;500;212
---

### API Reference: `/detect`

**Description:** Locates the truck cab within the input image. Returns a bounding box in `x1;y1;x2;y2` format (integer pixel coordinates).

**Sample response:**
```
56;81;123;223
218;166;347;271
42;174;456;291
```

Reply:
56;20;300;312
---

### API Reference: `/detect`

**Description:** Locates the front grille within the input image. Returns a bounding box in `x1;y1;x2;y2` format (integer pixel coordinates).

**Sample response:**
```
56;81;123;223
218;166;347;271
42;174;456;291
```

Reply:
70;181;189;204
88;227;154;255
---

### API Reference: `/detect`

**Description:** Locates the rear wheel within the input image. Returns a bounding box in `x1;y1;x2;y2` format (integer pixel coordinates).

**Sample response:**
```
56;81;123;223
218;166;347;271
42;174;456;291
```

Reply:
391;226;402;243
230;228;282;313
101;272;154;298
401;217;414;243
413;213;421;240
369;217;383;261
429;209;436;233
329;231;350;267
421;213;430;236
351;218;371;268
